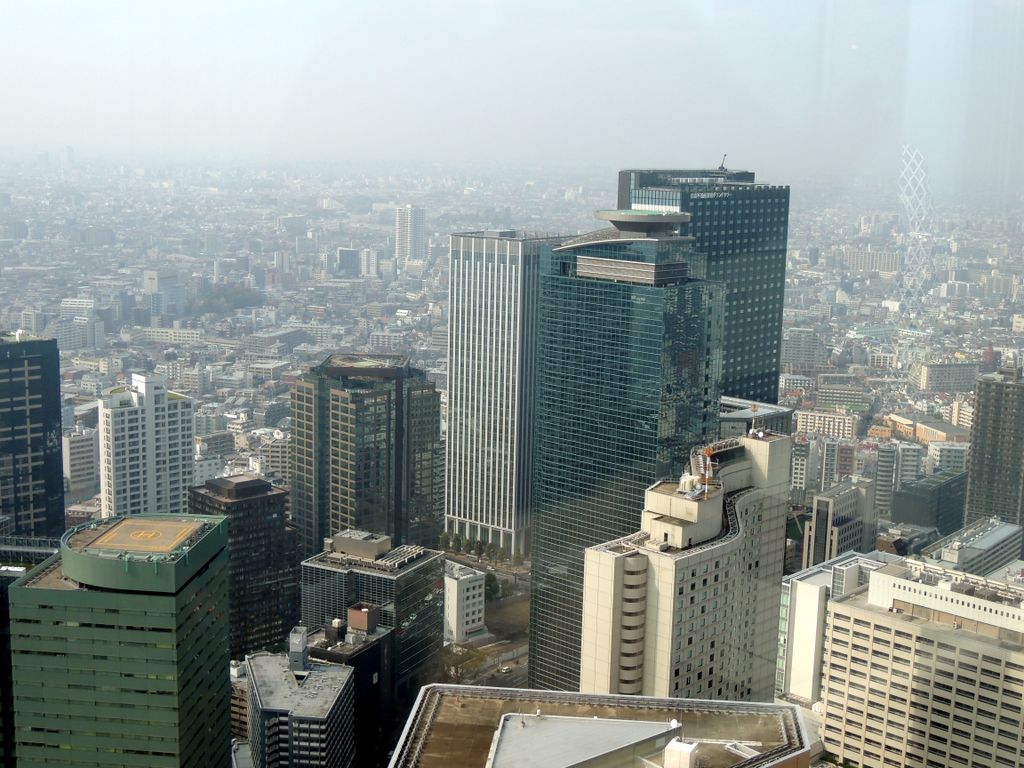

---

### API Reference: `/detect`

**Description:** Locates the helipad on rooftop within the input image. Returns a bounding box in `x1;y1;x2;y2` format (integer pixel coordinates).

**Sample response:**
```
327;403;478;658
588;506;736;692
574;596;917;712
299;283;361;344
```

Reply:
71;517;205;555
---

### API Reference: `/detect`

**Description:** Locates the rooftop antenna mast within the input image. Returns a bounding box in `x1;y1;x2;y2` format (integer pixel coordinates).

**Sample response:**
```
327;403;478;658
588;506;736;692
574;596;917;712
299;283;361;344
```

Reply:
702;446;715;499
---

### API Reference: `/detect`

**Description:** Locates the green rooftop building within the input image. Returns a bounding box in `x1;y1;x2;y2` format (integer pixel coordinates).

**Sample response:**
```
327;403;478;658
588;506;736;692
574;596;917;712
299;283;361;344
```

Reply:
9;515;231;766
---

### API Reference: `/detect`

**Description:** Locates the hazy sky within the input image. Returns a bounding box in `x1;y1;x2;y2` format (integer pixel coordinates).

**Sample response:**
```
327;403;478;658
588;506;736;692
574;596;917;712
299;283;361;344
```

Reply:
1;1;1020;191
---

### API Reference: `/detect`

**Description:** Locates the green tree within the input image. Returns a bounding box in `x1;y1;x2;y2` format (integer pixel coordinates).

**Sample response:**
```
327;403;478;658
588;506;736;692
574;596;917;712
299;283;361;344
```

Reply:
512;553;524;567
497;547;509;563
440;645;486;684
451;534;463;553
472;540;485;559
438;531;450;551
484;572;501;601
485;542;498;562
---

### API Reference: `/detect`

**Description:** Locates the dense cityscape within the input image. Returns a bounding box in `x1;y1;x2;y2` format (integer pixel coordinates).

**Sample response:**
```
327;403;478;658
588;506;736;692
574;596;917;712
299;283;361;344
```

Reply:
2;2;1024;768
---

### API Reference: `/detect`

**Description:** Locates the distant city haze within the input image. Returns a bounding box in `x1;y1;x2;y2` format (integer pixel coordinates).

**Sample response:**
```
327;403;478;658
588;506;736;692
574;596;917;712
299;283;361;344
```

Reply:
2;0;1021;197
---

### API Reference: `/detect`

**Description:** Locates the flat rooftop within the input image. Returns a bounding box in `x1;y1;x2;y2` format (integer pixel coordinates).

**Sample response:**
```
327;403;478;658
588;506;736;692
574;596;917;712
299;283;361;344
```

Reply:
389;686;807;768
69;517;205;556
248;653;351;719
837;585;1024;652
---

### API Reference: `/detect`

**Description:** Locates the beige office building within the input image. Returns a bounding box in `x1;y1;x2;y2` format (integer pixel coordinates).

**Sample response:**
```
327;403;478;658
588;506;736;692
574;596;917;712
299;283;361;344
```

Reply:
802;477;876;569
580;433;791;702
821;559;1024;767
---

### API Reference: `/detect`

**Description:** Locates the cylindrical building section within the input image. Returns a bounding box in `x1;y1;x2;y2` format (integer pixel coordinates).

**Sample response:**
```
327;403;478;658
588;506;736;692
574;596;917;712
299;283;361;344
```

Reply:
618;552;648;695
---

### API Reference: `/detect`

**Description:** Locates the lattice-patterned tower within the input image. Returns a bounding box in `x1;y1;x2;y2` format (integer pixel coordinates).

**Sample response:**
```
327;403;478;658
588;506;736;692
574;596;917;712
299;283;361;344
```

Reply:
898;145;931;314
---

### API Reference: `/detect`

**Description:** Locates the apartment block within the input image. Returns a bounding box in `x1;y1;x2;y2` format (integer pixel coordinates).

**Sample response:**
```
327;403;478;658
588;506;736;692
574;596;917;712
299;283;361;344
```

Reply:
794;410;859;439
908;361;979;394
246;630;355;768
927;441;969;474
62;425;99;500
99;373;194;517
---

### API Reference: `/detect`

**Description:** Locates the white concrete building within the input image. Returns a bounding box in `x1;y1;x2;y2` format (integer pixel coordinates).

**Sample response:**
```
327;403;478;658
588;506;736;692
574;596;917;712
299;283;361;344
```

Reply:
927;440;969;474
99;373;194;517
790;436;819;495
579;433;791;702
821;558;1024;768
775;551;898;705
919;517;1023;575
445;231;563;556
394;204;427;272
794;409;858;439
443;561;486;644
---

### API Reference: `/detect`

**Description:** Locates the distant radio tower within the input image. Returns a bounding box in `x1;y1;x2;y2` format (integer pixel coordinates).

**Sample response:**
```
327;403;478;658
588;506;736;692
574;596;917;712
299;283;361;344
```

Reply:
898;145;931;315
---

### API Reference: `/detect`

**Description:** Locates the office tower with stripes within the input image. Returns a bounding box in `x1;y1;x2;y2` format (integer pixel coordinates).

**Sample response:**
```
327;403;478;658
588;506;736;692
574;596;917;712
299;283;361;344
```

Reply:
445;230;564;557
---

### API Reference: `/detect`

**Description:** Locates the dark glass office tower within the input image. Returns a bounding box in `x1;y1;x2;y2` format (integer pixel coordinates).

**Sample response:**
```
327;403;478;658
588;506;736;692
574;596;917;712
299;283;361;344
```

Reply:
291;355;442;559
618;168;790;403
189;475;297;659
528;210;724;691
0;333;64;537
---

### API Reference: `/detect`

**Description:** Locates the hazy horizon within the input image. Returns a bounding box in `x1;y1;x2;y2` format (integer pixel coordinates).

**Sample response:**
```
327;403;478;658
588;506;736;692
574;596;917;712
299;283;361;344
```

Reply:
2;1;1022;196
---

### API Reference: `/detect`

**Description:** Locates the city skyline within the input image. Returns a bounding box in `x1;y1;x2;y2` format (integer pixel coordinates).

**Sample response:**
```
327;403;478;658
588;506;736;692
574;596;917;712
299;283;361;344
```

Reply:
0;2;1023;761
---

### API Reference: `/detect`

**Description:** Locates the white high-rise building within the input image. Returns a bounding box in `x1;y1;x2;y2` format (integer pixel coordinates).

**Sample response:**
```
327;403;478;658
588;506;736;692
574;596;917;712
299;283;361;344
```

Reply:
394;204;427;272
99;373;194;517
579;433;791;702
445;231;563;556
443;561;487;644
775;550;898;705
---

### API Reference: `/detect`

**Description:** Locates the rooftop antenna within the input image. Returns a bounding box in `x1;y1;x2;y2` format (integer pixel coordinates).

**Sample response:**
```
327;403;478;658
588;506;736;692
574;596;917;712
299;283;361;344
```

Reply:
702;446;715;499
718;154;728;171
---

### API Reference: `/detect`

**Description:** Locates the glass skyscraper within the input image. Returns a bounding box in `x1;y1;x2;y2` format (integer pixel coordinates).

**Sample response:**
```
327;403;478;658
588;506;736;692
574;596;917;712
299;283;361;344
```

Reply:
528;210;724;691
290;355;442;559
618;168;790;403
0;333;64;537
